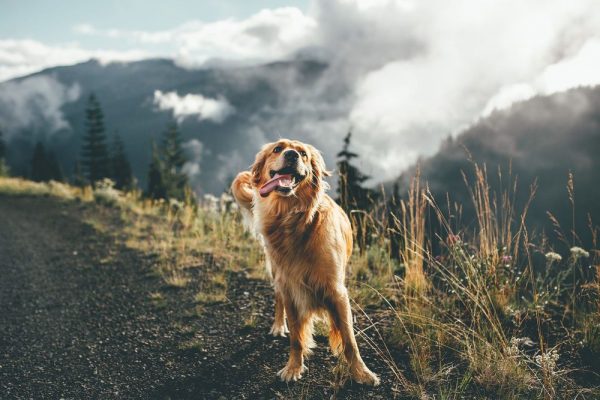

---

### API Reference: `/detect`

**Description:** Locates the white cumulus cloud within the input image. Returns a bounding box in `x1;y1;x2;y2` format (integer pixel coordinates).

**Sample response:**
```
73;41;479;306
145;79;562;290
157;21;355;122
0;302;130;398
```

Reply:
0;75;81;137
74;7;316;68
153;90;234;123
0;39;150;82
182;139;204;179
321;0;600;180
3;0;600;185
484;37;600;116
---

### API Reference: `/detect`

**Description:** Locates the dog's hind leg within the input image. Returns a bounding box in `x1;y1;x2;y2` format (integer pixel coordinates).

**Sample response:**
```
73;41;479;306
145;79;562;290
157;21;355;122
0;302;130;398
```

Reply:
325;287;380;386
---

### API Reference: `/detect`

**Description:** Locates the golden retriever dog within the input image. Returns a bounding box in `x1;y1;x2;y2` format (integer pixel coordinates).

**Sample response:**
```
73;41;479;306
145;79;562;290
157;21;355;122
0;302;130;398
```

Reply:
231;139;379;385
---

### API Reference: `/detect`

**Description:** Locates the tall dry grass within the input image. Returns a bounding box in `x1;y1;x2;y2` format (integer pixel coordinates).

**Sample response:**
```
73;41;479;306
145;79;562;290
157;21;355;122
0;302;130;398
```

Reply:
1;168;598;399
345;163;598;399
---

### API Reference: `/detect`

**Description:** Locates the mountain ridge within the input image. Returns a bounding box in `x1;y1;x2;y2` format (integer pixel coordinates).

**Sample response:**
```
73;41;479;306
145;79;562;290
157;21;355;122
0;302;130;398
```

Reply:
1;56;599;246
0;57;330;193
393;85;600;248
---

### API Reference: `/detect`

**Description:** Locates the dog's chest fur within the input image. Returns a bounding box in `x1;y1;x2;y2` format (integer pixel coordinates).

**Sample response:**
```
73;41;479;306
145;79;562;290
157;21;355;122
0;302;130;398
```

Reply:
262;209;321;266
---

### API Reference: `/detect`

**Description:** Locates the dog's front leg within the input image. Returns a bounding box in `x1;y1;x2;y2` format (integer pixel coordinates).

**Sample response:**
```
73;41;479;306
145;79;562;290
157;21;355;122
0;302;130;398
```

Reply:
277;297;308;381
269;288;288;337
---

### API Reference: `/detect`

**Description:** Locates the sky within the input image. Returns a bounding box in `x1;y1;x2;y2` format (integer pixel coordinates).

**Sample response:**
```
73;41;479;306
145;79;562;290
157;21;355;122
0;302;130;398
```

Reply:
1;0;600;183
0;0;311;80
0;1;309;46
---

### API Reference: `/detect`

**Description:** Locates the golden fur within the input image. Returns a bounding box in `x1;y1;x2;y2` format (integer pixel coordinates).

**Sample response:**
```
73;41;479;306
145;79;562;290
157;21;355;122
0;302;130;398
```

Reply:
231;139;379;385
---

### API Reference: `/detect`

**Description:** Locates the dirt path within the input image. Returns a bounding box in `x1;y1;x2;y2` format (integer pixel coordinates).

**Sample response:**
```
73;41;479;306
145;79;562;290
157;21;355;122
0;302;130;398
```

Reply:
0;196;398;399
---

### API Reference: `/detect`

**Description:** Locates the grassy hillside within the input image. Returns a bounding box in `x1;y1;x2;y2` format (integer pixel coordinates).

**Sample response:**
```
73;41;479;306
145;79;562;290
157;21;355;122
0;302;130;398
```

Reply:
1;175;599;399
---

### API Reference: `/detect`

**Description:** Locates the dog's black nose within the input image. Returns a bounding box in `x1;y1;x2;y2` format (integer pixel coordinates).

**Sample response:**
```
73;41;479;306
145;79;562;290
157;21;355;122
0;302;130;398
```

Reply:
284;149;299;162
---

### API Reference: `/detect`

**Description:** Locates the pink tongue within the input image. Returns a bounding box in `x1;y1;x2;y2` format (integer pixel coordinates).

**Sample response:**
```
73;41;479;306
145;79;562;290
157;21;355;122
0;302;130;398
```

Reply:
259;173;293;197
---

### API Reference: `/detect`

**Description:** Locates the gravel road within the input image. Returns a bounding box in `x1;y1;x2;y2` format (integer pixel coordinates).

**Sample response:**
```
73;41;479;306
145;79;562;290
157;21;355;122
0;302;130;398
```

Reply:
0;196;398;399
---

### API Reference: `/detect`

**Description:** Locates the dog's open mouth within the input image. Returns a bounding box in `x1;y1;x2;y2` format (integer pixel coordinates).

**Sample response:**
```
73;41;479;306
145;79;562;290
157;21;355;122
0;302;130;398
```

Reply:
259;167;304;197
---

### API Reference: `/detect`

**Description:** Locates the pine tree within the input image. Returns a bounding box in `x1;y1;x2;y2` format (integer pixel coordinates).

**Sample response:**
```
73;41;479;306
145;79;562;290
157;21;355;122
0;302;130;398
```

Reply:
81;94;109;185
0;158;7;177
72;159;86;187
0;128;5;160
0;128;8;177
336;131;374;254
30;142;63;182
161;122;189;200
109;134;133;190
145;124;190;201
46;151;63;182
146;141;167;200
31;142;48;182
336;130;370;213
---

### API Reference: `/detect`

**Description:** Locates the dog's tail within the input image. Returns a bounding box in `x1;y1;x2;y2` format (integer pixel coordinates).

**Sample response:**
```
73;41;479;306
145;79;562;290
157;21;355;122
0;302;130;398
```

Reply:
231;171;253;210
231;171;255;231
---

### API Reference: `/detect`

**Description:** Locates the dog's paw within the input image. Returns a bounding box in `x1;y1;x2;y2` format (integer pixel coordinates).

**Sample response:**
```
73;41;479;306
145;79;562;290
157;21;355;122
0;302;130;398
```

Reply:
351;366;380;386
277;362;307;382
269;322;289;337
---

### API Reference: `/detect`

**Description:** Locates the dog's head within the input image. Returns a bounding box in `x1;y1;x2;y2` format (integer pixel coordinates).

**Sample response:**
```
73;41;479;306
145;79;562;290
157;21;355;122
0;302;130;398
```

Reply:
251;139;330;201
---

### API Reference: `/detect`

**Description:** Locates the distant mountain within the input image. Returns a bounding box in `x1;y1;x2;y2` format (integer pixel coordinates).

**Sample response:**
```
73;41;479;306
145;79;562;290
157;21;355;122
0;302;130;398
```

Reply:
0;58;330;193
394;86;600;249
3;58;599;249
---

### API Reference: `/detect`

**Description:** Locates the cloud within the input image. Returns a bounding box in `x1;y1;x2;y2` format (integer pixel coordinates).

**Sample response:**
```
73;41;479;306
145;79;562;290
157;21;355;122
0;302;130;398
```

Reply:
308;0;600;181
211;0;600;183
153;90;234;123
482;84;538;116
0;38;150;82
180;0;600;185
4;0;600;188
484;36;600;115
0;75;81;137
74;7;316;67
182;139;204;179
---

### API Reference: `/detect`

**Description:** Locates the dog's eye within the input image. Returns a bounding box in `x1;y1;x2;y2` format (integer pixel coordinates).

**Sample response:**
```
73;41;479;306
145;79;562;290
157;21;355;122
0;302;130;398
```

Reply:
300;150;307;158
273;146;283;153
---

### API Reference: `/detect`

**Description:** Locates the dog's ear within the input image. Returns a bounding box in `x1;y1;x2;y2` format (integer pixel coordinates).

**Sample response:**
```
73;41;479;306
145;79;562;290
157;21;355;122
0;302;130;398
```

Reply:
251;145;269;186
308;145;331;187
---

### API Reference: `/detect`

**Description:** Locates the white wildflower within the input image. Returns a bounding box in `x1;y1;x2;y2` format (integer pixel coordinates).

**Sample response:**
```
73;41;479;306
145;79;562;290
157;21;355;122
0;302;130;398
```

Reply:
545;252;562;263
506;341;519;357
534;349;560;375
93;178;122;206
506;337;534;357
220;193;233;203
570;246;590;259
511;337;535;347
202;194;219;213
203;193;218;202
219;192;235;213
168;198;184;211
507;338;519;356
